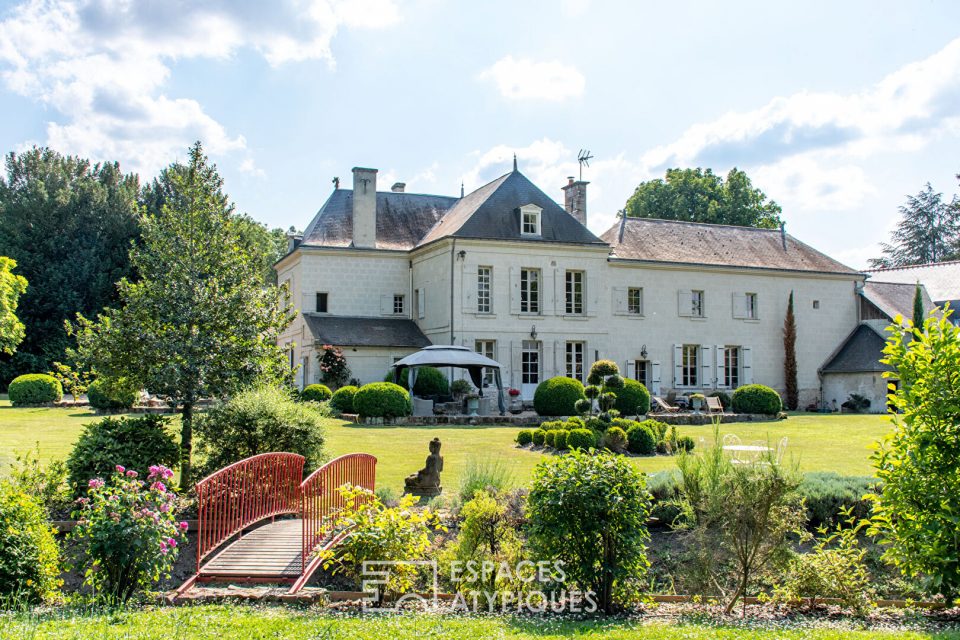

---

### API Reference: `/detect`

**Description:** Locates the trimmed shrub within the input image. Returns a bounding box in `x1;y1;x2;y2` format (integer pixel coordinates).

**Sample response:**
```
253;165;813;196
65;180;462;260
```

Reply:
539;420;564;431
647;470;684;528
544;430;556;448
385;367;450;396
354;382;412;419
0;482;61;604
574;398;592;415
588;359;619;379
676;435;696;453
567;429;594;450
330;385;359;413
585;417;606;432
641;419;669;441
300;384;332;403
611;417;639;431
709;390;732;410
553;430;568;450
799;472;878;530
194;386;328;476
7;374;62;406
732;384;782;415
516;430;533;446
626;423;656;455
532;429;547;446
66;415;179;496
602;426;628;453
87;378;138;410
533;376;585;416
450;379;472;396
565;416;585;429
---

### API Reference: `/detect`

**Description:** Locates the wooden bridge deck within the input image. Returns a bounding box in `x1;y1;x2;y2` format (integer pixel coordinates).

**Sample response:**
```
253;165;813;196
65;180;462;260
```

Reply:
202;519;303;578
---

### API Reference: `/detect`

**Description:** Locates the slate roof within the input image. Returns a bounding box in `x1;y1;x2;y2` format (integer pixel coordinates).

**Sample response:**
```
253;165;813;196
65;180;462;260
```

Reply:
861;280;935;321
303;314;431;348
601;217;860;275
417;170;605;247
866;261;960;306
820;323;892;374
301;190;458;250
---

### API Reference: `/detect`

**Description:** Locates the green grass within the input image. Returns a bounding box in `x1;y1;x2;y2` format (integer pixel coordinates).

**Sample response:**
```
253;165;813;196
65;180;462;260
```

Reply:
0;396;892;492
0;605;954;639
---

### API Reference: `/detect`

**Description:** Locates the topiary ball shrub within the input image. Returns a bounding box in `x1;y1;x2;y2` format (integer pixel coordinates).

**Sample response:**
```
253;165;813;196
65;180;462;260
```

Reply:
613;379;650;416
553;430;568;450
567;429;595;451
516;430;533;446
641;419;669;441
545;430;556;448
675;435;696;453
66;415;179;496
300;384;333;403
533;376;585;416
626;423;656;455
7;374;62;406
585;417;606;432
0;482;61;604
565;416;585;429
195;386;329;476
87;378;138;411
354;382;412;419
532;429;547;446
330;385;359;413
602;426;628;453
732;384;783;415
574;398;592;416
385;367;449;396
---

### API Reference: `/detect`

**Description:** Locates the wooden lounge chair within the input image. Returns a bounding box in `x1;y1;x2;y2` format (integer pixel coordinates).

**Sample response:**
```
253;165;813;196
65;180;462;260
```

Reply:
651;396;680;413
706;396;724;413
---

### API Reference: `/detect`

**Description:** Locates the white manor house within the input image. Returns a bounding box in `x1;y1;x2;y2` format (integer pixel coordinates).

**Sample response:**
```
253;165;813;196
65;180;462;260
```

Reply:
275;162;915;411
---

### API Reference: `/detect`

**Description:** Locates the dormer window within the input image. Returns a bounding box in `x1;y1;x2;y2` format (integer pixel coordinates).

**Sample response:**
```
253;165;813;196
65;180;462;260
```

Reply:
520;204;542;236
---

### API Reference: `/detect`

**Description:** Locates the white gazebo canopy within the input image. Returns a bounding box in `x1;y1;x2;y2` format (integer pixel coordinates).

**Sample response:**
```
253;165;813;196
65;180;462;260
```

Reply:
391;346;506;415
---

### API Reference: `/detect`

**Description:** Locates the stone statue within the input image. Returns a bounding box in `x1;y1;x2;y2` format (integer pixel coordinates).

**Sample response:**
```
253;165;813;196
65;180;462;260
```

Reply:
404;438;443;497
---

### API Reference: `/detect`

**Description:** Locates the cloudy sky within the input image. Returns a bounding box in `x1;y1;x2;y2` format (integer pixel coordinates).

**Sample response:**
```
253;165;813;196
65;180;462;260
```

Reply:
1;0;959;268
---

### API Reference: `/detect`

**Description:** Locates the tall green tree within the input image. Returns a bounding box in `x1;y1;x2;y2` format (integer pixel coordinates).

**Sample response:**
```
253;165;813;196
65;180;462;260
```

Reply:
72;142;292;485
0;256;28;355
912;283;925;331
0;148;140;384
783;291;798;411
870;183;960;268
624;167;783;228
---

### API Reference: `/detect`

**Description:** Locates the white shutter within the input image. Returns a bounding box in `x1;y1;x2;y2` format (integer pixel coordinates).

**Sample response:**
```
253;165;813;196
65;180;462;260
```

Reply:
553;340;561;378
509;267;520;314
732;293;748;319
673;344;683;387
651;361;661;396
462;270;475;314
678;291;692;317
613;287;626;314
587;272;600;316
742;346;753;385
716;344;727;388
551;268;559;316
626;359;636;381
511;340;522;388
700;345;713;389
380;294;392;315
418;288;426;319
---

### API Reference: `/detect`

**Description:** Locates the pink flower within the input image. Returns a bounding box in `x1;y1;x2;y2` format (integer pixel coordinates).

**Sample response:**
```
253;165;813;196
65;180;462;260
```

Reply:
159;540;167;549
159;503;171;513
163;468;174;479
126;470;138;478
179;521;188;531
88;478;104;489
152;481;167;493
167;537;177;548
115;465;125;473
108;495;119;501
160;547;168;555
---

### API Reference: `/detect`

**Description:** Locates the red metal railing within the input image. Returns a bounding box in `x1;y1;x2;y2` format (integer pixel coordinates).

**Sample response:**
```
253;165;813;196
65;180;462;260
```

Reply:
300;453;377;569
195;452;305;570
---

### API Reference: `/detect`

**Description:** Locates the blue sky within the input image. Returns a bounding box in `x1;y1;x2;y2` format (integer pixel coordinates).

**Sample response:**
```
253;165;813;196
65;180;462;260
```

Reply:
1;1;959;268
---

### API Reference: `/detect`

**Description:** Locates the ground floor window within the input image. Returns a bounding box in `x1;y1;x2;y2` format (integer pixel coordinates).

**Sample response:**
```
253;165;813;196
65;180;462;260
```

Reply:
634;360;648;387
724;346;741;388
475;339;496;386
682;344;698;387
565;342;584;382
521;340;540;385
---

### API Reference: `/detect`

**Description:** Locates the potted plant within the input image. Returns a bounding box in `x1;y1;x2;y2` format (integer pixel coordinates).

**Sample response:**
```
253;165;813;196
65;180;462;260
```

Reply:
465;392;480;417
507;388;522;414
690;393;706;414
451;378;472;402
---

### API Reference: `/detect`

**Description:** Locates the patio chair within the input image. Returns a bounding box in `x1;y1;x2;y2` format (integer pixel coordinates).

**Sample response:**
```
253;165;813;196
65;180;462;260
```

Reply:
705;396;724;413
651;396;680;413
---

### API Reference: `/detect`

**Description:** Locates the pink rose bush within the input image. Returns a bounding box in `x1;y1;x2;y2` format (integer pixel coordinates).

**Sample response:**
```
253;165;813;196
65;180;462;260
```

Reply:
71;464;186;603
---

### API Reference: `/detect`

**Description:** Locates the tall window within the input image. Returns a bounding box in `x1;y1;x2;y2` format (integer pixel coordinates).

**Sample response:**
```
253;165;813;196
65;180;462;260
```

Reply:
521;210;540;235
476;339;496;385
477;266;491;314
393;294;405;314
565;270;584;314
520;268;540;314
724;346;741;388
682;344;698;387
691;290;705;317
634;360;648;386
521;340;540;385
745;293;757;319
628;287;643;314
565;342;584;382
315;292;328;313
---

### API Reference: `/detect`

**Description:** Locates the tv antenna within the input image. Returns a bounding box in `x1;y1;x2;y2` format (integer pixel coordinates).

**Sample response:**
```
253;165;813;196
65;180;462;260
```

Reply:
577;149;593;180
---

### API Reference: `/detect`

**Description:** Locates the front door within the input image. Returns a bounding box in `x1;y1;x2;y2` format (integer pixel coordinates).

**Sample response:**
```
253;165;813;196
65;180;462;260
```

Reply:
521;340;541;400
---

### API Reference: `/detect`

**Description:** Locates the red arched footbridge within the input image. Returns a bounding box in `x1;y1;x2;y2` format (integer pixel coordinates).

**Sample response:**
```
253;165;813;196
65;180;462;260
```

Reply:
174;452;376;598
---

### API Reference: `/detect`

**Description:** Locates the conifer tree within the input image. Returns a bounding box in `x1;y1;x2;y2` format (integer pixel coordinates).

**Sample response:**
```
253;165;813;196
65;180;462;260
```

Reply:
870;183;959;268
912;283;925;332
783;292;798;411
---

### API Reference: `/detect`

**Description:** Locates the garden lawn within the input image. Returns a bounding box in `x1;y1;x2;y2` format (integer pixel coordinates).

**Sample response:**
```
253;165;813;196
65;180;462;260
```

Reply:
1;605;955;639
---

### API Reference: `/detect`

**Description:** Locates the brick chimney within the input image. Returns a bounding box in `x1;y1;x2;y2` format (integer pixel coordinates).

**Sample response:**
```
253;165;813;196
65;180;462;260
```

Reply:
352;167;377;248
391;182;406;193
562;176;589;226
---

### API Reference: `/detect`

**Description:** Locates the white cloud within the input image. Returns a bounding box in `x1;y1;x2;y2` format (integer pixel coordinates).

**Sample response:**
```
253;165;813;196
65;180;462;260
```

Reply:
239;157;266;178
478;55;585;101
0;0;400;176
